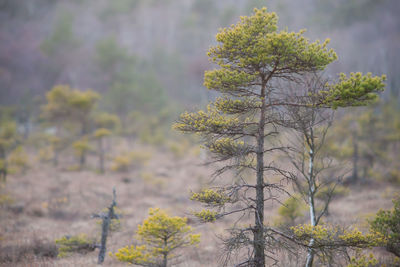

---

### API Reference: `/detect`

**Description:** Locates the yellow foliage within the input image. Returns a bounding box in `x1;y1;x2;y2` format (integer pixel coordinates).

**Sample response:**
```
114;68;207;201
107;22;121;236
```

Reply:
38;146;54;162
275;196;305;226
113;208;200;266
72;138;91;155
291;224;385;248
55;234;95;258
8;146;30;174
347;253;379;267
0;194;13;206
193;209;218;223
94;128;112;139
0;120;18;152
111;151;151;172
95;112;120;131
191;188;230;207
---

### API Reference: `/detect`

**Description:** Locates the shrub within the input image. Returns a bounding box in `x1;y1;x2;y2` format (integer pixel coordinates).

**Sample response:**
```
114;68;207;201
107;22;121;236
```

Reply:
275;196;305;226
113;208;200;267
8;146;30;174
111;151;151;172
55;234;96;258
347;253;379;267
38;147;53;162
369;196;400;258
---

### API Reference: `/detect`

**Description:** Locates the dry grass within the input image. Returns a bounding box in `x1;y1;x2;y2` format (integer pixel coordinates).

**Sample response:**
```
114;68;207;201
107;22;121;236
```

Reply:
0;141;397;266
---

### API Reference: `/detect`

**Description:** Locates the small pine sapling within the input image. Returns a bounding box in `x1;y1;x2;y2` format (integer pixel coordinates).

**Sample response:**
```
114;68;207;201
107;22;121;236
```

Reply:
114;208;200;267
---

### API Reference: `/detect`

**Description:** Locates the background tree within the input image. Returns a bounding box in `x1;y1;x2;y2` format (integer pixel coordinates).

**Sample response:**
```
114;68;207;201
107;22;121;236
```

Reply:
326;100;400;184
0;120;19;181
369;196;400;258
93;129;111;174
94;112;120;173
41;85;100;166
114;208;200;267
40;11;80;86
275;195;305;227
96;38;167;135
283;72;384;266
175;8;385;266
72;137;91;170
41;85;99;137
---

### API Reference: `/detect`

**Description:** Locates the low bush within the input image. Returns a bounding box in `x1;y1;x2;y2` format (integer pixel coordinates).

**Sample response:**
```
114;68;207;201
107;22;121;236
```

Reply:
55;234;96;258
111;151;151;172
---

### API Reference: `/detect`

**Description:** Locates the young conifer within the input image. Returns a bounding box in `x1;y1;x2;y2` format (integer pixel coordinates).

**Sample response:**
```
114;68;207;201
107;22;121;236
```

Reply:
175;7;385;266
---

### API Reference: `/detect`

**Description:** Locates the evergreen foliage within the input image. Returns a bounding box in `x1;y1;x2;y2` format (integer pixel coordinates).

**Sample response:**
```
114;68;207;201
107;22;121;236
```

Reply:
0;120;20;181
41;85;100;135
175;7;385;266
55;234;95;258
276;196;304;226
114;208;200;267
369;197;400;258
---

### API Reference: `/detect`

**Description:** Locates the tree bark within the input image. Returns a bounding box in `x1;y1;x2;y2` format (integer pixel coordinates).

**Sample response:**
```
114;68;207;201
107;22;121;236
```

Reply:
98;137;104;174
98;188;117;264
79;151;86;169
305;146;316;267
0;148;7;182
162;238;168;267
351;134;359;183
254;83;266;267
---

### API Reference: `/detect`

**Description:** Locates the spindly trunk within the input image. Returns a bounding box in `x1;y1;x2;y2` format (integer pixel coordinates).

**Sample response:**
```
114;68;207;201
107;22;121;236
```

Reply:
99;137;105;174
0;148;7;182
53;150;58;167
352;137;358;182
254;84;266;267
162;238;168;267
305;145;316;267
98;189;117;264
79;151;86;169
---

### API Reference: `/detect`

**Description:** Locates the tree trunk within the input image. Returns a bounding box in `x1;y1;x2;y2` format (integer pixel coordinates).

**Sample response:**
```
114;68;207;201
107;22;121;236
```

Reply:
162;238;168;267
162;253;168;267
79;151;86;169
53;149;58;167
352;138;358;182
99;137;105;174
0;149;7;182
305;146;316;267
98;189;117;264
254;84;266;267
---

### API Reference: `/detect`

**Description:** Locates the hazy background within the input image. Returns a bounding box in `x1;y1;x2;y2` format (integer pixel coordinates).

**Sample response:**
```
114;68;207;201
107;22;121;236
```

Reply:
1;0;399;109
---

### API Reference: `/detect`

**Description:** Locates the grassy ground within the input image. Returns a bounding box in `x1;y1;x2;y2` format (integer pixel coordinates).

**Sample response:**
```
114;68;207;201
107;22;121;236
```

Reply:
0;140;397;266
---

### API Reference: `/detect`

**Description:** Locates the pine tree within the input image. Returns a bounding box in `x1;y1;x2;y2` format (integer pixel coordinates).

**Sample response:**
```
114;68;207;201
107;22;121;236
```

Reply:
94;112;120;173
114;208;200;267
369;196;400;258
174;8;385;266
41;85;100;137
41;85;100;166
0;120;19;181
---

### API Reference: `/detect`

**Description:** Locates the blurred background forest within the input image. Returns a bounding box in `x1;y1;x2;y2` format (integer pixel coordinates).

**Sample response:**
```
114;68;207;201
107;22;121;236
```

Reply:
0;0;399;266
1;0;399;109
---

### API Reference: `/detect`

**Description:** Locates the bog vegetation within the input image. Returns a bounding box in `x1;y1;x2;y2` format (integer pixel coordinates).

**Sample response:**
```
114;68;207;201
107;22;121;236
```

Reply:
0;2;399;267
